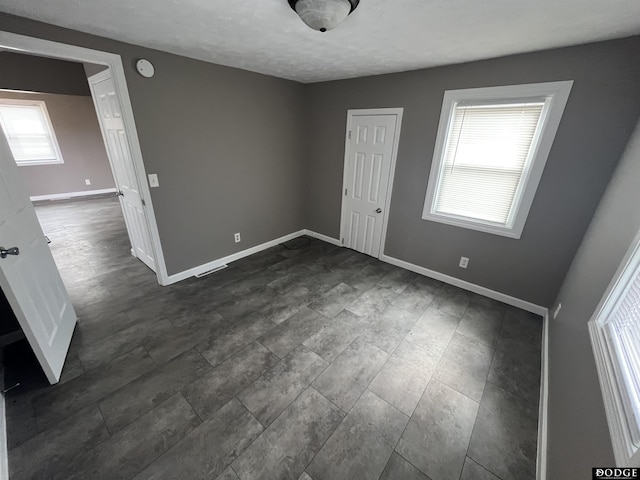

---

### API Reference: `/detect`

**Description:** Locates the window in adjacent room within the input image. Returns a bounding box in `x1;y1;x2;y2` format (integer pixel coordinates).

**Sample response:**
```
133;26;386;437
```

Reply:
0;99;64;166
422;81;573;239
590;229;640;466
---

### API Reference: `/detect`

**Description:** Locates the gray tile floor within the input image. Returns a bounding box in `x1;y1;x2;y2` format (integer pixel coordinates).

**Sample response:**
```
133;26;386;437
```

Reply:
4;196;543;480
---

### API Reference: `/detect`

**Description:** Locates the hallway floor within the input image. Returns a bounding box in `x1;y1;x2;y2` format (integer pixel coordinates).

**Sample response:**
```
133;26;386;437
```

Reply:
4;196;542;480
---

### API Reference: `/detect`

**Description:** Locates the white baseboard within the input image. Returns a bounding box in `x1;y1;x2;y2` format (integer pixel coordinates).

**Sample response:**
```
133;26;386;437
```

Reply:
30;188;117;202
164;230;307;285
164;228;548;318
303;229;342;246
379;253;548;317
537;312;549;480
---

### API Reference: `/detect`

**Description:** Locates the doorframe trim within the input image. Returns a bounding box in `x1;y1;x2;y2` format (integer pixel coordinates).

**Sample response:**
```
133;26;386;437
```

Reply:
0;31;169;285
339;108;404;258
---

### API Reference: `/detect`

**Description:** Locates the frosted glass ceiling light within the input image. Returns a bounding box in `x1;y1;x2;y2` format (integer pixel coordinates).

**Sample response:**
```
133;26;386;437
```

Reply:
289;0;360;32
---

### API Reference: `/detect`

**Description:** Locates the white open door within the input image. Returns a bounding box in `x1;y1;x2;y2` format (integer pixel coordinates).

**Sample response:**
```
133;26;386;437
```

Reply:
0;125;76;384
88;70;156;271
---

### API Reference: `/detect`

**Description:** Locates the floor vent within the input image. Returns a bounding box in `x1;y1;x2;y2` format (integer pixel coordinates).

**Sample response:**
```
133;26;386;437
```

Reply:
195;265;228;278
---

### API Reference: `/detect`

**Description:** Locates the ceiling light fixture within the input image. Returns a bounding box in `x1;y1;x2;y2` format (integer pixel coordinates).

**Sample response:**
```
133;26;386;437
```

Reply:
288;0;360;32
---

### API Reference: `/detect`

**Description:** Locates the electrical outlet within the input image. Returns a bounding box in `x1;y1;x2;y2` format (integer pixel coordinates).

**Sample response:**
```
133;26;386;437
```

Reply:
148;174;159;188
553;302;562;319
85;179;91;185
459;256;469;269
234;232;241;243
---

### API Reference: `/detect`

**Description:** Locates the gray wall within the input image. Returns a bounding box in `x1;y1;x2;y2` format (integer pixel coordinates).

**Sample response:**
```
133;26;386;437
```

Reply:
0;13;307;276
0;51;90;96
0;90;114;197
547;118;640;477
304;37;640;307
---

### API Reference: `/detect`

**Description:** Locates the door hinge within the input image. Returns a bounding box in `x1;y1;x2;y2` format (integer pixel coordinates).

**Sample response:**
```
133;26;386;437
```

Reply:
348;130;352;140
141;198;146;206
344;188;347;196
341;238;344;245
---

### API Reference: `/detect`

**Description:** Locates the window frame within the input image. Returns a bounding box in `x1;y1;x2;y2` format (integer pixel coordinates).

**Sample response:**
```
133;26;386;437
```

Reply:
422;81;573;239
0;98;64;167
589;227;640;467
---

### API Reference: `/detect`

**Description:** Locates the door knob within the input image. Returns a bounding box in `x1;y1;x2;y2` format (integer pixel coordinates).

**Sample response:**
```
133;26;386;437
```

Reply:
0;247;19;258
375;208;382;213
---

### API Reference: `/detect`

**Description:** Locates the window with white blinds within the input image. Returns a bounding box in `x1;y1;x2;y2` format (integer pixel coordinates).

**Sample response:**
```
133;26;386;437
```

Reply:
422;82;573;239
590;231;640;466
0;100;63;166
604;269;640;445
435;102;544;224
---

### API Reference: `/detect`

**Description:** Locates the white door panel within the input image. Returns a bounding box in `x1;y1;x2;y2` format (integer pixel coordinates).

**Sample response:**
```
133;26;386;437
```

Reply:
342;114;399;257
0;128;76;384
89;73;156;271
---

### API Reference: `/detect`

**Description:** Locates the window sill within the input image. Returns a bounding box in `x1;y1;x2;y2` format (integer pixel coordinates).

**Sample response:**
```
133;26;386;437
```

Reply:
421;211;523;239
16;159;64;167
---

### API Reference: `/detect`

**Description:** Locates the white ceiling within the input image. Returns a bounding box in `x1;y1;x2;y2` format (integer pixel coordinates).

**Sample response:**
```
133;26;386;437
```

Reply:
1;0;640;83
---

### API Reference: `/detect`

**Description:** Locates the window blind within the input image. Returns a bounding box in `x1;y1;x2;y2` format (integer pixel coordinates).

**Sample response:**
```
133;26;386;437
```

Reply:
0;104;58;163
605;266;640;445
434;102;545;225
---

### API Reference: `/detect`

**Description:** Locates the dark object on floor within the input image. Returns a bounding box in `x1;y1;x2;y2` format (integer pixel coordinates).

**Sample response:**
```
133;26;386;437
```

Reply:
3;339;47;395
283;236;311;250
0;288;24;349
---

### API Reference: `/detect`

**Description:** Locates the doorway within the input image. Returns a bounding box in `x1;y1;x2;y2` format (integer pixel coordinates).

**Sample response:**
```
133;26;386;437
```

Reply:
0;31;166;384
0;31;167;282
340;108;403;258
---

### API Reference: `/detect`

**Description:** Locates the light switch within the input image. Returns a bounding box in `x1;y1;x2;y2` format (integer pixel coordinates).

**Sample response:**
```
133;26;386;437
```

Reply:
148;174;159;188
